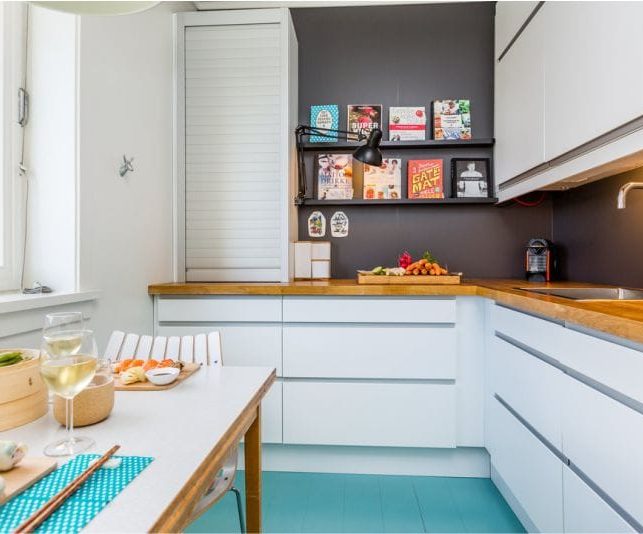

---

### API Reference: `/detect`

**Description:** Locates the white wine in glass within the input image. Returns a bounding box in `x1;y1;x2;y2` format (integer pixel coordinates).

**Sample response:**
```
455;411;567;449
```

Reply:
40;329;97;457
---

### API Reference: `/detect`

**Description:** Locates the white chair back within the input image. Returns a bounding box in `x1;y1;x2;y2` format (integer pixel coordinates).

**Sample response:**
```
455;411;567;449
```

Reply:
104;330;222;367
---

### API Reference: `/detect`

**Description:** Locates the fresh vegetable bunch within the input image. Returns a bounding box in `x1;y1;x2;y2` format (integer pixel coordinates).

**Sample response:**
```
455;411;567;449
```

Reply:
0;351;24;368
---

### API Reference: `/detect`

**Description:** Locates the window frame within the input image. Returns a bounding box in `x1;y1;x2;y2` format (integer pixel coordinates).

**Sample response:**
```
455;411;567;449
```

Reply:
0;2;26;292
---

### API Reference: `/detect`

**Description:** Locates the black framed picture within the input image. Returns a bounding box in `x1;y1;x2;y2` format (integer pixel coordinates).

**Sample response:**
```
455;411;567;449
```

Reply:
451;158;491;198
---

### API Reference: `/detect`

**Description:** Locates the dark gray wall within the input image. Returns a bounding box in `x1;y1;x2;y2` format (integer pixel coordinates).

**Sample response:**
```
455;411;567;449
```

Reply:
291;3;552;278
552;168;643;288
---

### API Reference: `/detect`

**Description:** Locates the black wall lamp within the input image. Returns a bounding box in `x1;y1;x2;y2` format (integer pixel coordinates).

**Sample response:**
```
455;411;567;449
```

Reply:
294;125;383;205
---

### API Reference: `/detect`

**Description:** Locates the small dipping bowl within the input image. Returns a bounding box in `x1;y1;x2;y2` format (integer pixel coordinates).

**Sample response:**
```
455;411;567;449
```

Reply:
145;367;180;386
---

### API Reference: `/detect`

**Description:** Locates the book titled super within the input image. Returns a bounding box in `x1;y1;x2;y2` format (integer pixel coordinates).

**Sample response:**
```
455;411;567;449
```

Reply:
407;159;444;199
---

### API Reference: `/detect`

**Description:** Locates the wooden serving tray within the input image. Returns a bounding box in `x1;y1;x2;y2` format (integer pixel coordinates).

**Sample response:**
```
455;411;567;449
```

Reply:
357;272;462;285
0;457;57;504
114;362;202;391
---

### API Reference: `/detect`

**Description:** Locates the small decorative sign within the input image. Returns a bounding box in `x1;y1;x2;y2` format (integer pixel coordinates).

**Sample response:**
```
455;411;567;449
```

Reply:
330;211;349;238
308;211;326;237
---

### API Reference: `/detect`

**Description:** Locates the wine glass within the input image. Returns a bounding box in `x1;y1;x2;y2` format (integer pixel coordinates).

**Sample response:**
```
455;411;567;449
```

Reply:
40;329;98;457
42;312;85;352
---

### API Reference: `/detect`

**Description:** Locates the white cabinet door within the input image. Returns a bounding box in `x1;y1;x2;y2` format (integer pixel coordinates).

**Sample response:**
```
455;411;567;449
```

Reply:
486;396;564;532
562;377;643;527
488;335;564;449
283;325;456;379
494;1;540;58
283;381;456;448
494;8;545;185
543;2;643;160
563;466;635;533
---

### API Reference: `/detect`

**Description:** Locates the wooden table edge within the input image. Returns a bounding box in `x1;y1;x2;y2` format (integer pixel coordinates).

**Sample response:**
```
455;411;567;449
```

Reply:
149;369;276;533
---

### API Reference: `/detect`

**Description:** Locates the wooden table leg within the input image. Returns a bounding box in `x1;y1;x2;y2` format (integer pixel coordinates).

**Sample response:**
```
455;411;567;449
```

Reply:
244;405;262;533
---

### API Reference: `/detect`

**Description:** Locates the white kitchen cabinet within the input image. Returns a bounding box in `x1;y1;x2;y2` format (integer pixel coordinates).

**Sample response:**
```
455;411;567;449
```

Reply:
543;2;643;160
488;335;564;449
283;324;455;379
494;1;540;59
562;376;643;526
486;396;564;532
494;7;545;185
283;380;456;448
156;295;282;323
563;466;635;533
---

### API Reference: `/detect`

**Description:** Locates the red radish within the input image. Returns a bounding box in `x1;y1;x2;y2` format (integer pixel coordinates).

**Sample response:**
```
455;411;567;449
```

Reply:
398;251;412;269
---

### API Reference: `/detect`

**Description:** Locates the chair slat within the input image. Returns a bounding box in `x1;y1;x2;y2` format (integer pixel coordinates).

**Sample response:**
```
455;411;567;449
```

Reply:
151;336;167;360
135;335;153;360
180;335;194;363
104;331;125;361
120;334;140;360
165;336;180;360
194;334;208;365
208;332;222;367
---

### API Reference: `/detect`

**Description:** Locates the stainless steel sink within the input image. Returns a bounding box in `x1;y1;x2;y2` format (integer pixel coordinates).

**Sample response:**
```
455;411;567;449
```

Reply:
517;287;643;300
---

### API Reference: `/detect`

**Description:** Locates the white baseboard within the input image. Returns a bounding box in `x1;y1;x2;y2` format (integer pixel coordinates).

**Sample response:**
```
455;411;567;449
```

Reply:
238;444;490;478
491;463;535;532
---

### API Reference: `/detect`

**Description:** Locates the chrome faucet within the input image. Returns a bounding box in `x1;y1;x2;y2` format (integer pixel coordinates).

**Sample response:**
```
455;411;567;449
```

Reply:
617;182;643;209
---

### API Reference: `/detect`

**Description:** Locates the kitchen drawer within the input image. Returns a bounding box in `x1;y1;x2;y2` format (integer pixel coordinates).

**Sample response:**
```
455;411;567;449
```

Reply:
488;335;563;448
156;296;281;323
563;465;635;533
492;304;566;363
157;324;282;375
283;325;455;379
554;327;643;406
562;376;643;526
283;296;456;324
283;380;455;448
487;396;563;532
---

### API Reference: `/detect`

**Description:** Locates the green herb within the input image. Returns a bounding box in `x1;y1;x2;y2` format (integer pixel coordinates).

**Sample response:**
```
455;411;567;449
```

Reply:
422;250;439;264
0;351;24;367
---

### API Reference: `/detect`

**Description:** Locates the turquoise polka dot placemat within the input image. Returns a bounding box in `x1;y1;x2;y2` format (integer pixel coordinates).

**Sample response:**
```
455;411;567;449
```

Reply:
0;454;153;533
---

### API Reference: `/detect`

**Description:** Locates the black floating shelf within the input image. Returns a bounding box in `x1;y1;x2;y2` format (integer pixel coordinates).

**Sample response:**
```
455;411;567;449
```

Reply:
301;197;498;206
300;138;495;151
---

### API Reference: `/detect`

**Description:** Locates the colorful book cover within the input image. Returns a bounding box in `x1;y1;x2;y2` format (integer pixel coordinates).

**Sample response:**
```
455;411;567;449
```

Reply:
433;100;471;140
389;107;426;141
407;159;444;199
317;154;353;200
310;105;339;143
347;105;382;136
363;158;402;200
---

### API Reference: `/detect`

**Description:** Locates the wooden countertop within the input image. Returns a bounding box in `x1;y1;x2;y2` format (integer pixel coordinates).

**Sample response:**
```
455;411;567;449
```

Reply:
148;279;643;345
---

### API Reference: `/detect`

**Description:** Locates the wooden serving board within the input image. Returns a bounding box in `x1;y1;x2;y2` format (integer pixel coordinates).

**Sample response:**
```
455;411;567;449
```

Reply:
113;362;202;391
0;457;57;504
357;273;462;285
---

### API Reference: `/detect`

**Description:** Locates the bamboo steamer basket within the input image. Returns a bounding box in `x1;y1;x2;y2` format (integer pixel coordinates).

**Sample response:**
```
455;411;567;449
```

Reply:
0;349;48;431
53;373;114;427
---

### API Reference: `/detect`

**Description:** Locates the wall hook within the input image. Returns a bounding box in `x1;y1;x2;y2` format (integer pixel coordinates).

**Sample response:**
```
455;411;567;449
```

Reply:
119;155;134;177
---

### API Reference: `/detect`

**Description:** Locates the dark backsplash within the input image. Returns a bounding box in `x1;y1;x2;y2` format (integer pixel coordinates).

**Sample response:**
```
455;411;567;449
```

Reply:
552;168;643;288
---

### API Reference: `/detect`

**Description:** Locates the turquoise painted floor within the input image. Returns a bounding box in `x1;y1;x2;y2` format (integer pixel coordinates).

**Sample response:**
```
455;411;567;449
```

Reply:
187;471;525;533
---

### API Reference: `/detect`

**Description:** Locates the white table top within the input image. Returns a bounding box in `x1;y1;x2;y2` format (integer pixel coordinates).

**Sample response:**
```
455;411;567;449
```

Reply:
0;365;275;532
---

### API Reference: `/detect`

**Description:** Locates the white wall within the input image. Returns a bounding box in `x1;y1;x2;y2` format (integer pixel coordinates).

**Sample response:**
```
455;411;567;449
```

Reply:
77;3;182;347
23;6;77;292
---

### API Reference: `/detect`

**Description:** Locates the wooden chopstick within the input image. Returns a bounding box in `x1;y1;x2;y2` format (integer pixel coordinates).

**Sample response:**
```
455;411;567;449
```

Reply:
14;445;121;534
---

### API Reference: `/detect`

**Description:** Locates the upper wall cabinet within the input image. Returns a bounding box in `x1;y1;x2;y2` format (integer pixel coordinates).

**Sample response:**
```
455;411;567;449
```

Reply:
495;2;643;201
494;1;540;59
174;9;298;282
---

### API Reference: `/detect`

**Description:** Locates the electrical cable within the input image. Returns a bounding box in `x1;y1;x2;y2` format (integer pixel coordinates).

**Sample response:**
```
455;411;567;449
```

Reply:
514;191;547;207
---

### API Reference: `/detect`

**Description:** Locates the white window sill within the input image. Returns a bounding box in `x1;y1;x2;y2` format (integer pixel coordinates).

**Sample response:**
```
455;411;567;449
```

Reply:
0;289;101;315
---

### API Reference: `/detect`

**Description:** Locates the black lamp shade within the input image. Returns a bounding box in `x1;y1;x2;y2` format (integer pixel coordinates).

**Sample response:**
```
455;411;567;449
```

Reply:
353;128;383;166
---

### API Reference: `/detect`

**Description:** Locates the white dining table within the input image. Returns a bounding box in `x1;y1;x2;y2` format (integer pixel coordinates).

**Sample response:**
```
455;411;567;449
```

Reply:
0;365;276;533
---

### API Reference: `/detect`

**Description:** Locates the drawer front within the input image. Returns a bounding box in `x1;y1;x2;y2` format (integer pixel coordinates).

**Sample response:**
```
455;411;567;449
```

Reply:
488;335;563;448
563;466;635;533
157;324;282;375
563;376;643;526
261;380;283;444
157;296;281;323
492;304;566;362
283;381;456;447
283;325;455;379
487;396;564;532
283;297;456;324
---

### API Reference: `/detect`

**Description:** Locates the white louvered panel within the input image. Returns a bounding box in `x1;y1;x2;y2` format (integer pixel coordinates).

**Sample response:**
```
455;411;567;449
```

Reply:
185;23;282;282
